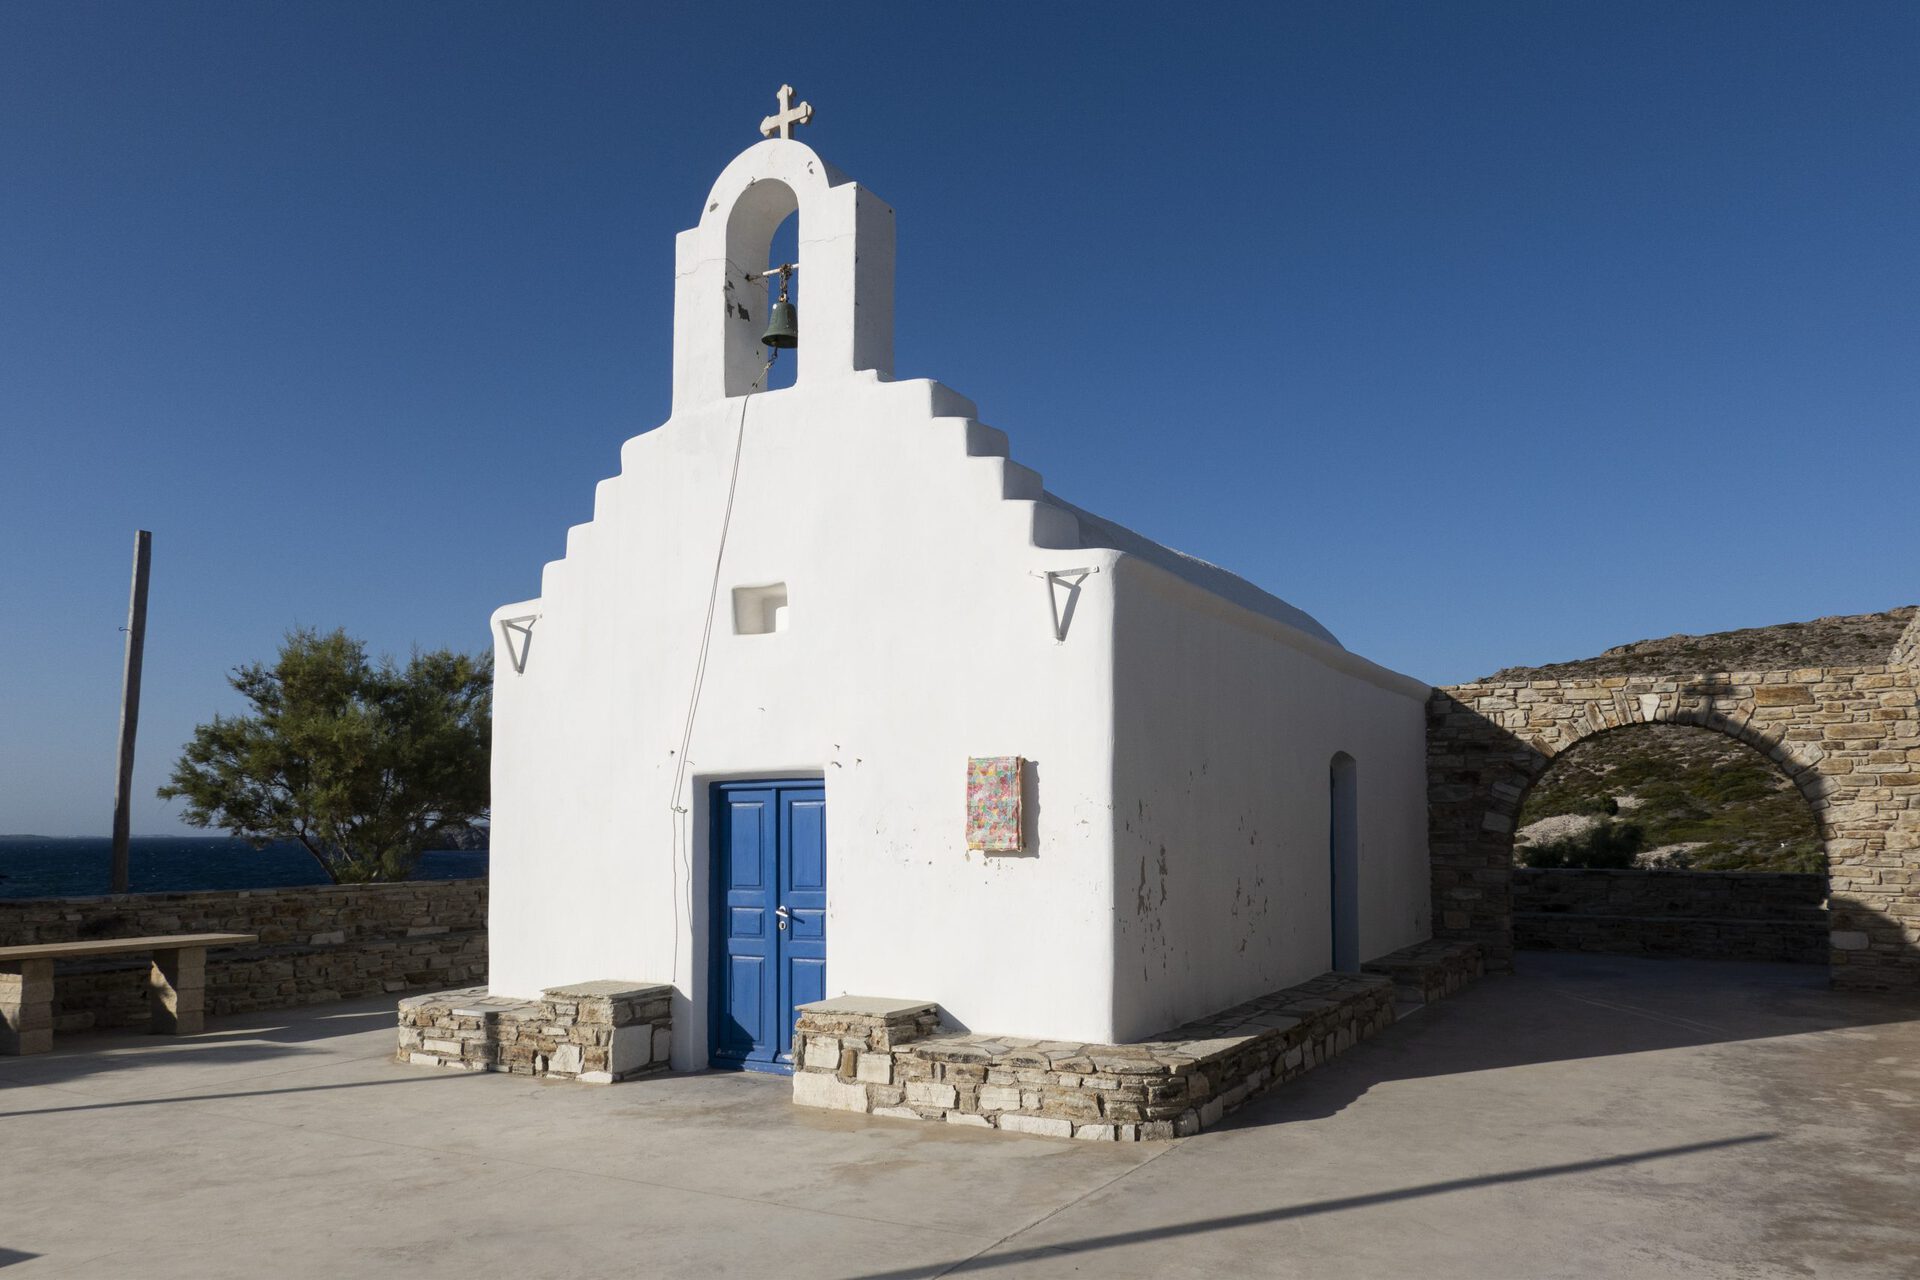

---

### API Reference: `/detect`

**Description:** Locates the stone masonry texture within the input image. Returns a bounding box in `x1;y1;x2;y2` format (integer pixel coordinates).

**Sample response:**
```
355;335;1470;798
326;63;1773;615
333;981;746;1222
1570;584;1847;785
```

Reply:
1514;869;1828;963
1429;606;1920;988
0;879;487;1029
790;941;1482;1140
397;982;672;1083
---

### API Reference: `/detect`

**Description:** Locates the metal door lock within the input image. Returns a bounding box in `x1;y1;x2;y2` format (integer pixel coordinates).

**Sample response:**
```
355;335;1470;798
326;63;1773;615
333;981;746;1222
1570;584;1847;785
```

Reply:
775;904;792;931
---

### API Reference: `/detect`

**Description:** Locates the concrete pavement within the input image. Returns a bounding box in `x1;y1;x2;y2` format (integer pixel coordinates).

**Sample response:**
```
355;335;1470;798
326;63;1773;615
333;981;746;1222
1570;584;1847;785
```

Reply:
2;953;1916;1278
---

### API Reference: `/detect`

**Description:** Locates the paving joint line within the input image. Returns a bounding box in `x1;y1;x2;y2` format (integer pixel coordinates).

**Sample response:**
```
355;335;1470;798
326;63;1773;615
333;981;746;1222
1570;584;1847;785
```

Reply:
923;1134;1189;1276
134;1095;999;1242
3;1044;398;1104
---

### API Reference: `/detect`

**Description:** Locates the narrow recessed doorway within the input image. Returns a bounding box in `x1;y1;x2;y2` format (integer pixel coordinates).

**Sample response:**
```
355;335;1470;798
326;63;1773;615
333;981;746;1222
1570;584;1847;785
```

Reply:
1329;753;1360;973
710;780;826;1073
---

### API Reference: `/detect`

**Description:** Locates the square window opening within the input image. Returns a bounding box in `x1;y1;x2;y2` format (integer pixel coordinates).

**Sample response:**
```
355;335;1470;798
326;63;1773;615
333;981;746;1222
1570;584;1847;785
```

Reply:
732;583;789;635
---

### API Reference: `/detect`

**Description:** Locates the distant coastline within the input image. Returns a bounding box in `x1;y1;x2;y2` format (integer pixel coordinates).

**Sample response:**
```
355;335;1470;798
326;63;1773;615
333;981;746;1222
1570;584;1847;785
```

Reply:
0;835;486;899
1;824;490;847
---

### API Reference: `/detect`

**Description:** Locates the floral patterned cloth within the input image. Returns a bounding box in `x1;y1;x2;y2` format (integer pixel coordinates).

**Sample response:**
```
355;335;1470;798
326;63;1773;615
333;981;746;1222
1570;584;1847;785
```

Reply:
966;756;1024;852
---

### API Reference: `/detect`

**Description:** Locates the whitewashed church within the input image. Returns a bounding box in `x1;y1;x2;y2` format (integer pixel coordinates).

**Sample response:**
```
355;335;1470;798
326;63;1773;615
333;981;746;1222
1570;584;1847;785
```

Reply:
485;91;1433;1074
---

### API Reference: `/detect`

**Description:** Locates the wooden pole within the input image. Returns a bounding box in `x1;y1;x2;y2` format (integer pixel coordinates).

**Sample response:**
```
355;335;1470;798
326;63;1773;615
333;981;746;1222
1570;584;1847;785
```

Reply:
110;530;152;894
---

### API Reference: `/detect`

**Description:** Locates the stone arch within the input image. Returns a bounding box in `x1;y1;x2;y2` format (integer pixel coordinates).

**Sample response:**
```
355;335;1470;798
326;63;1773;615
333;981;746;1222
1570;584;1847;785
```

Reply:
1481;712;1834;855
670;138;895;413
1427;615;1919;990
721;176;802;394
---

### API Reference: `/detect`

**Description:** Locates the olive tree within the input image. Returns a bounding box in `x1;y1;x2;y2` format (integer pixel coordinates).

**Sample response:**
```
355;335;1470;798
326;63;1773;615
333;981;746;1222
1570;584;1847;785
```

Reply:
160;628;491;883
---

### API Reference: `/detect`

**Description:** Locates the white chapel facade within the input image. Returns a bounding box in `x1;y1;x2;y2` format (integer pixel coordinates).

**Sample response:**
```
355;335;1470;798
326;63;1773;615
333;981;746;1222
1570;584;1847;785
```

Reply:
484;94;1435;1072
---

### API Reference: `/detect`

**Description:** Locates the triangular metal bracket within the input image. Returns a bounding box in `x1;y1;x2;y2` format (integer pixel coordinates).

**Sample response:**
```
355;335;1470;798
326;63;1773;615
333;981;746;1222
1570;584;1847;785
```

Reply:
1030;567;1098;643
498;614;540;675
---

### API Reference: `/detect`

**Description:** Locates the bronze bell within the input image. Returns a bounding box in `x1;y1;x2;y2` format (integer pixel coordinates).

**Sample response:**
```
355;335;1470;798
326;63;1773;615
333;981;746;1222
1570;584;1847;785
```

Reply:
762;263;799;350
761;297;799;350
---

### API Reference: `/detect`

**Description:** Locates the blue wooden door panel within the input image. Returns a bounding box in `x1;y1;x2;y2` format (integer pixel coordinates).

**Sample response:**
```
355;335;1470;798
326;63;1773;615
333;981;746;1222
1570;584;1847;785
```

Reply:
789;956;826;1020
787;794;827;889
711;780;826;1074
775;788;827;1068
721;955;765;1060
712;789;776;1068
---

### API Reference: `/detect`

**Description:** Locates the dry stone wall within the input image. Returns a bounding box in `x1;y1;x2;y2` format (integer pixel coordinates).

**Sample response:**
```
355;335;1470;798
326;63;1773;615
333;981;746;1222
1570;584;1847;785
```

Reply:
1514;869;1826;963
1430;607;1919;988
1885;610;1919;672
0;879;487;1028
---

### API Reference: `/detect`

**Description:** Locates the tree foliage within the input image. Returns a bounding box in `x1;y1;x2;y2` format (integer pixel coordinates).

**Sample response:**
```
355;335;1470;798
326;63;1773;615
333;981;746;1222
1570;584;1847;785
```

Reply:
159;628;491;883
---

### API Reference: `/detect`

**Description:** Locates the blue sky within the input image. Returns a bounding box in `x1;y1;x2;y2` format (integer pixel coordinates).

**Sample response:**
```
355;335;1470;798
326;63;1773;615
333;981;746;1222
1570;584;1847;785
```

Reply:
2;2;1915;835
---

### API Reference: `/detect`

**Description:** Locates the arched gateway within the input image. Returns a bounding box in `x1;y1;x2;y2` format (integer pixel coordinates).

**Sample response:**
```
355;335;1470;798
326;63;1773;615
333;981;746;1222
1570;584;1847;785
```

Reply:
1428;607;1920;989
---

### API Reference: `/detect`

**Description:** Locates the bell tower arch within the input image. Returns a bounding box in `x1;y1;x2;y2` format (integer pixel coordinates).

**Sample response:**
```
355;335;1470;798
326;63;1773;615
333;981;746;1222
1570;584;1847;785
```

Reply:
671;136;896;411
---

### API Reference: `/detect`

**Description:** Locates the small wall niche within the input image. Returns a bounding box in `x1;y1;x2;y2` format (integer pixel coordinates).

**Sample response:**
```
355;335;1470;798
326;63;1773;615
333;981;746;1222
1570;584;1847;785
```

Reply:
732;583;789;635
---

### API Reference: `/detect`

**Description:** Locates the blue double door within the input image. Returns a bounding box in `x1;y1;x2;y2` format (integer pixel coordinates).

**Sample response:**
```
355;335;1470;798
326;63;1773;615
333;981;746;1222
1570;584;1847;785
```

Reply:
710;780;826;1073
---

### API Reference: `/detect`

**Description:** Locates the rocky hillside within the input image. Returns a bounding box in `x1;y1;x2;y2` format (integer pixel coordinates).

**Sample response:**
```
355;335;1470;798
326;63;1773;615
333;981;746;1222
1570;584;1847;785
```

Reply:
1515;724;1823;874
1492;606;1916;682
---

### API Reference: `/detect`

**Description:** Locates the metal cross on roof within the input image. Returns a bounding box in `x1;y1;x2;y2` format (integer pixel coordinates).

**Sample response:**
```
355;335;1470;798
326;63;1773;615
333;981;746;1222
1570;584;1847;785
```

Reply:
759;84;814;140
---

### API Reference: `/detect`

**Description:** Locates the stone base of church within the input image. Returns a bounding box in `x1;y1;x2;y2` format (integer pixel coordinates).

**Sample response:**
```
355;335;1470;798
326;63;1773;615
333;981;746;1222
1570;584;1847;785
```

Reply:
397;980;673;1083
1358;937;1486;1005
791;941;1483;1140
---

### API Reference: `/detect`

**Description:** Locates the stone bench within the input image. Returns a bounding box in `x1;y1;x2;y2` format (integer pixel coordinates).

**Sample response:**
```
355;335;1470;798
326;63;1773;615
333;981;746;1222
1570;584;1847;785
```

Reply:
397;981;674;1083
0;933;258;1054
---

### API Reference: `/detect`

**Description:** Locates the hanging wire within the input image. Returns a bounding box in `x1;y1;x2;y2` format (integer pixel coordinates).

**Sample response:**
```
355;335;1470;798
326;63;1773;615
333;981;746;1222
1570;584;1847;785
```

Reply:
667;349;779;990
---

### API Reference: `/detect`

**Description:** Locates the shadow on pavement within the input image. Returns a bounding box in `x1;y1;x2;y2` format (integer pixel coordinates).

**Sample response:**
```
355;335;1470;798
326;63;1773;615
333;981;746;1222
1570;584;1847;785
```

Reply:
0;1071;474;1119
0;994;403;1087
1222;951;1920;1132
842;1133;1777;1279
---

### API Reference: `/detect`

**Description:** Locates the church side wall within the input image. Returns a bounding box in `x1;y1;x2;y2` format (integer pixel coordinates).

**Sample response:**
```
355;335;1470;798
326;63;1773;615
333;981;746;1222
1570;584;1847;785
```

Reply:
486;377;1126;1062
1107;558;1432;1042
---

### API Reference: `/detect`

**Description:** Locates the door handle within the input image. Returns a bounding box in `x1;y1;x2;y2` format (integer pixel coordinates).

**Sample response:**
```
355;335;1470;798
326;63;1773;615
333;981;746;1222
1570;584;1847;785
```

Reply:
775;904;792;931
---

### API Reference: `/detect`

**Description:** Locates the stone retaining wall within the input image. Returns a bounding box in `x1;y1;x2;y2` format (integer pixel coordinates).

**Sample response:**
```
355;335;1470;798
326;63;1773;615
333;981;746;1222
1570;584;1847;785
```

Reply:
1515;868;1828;921
0;879;487;1029
398;981;672;1083
1514;868;1827;963
792;941;1481;1141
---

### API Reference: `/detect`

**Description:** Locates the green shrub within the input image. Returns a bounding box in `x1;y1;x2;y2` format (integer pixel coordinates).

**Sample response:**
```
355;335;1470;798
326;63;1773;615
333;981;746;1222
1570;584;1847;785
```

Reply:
1514;724;1824;873
159;628;491;883
1520;818;1645;870
1677;840;1827;875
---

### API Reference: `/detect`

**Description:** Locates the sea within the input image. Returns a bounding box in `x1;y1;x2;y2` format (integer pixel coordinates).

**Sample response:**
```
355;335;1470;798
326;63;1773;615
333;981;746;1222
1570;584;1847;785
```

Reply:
0;836;487;900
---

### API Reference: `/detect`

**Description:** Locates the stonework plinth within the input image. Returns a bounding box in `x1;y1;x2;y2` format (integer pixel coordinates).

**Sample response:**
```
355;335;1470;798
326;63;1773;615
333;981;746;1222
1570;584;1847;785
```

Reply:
791;942;1481;1140
398;981;673;1083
